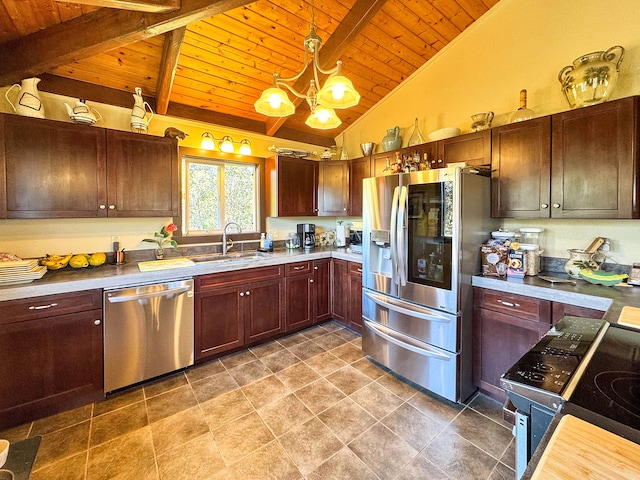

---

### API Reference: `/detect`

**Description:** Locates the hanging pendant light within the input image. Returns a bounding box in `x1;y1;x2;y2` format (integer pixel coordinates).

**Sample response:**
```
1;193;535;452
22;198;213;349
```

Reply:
254;0;360;128
305;105;341;130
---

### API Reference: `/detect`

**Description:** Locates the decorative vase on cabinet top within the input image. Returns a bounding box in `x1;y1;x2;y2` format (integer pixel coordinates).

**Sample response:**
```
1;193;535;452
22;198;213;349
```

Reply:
65;99;102;125
381;126;402;152
4;77;45;118
558;45;624;109
130;87;154;134
564;249;605;278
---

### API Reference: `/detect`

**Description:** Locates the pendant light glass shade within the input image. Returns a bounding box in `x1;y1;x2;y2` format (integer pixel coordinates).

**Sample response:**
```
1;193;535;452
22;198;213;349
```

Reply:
254;87;295;117
317;63;360;109
201;132;215;150
220;136;235;153
305;106;341;129
238;139;252;156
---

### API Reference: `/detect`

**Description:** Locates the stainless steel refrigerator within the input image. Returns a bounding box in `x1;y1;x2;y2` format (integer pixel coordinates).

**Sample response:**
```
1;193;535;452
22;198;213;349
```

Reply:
362;167;496;402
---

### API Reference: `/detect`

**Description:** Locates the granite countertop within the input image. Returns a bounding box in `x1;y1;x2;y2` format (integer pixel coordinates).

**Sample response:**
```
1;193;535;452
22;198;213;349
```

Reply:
0;247;363;302
472;273;640;323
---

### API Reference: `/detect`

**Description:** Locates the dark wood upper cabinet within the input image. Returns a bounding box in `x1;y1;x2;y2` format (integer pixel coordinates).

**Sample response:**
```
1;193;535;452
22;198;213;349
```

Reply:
551;97;639;219
105;130;179;217
348;156;369;216
318;161;348;216
266;156;318;217
491;117;551;218
438;129;491;167
0;113;178;219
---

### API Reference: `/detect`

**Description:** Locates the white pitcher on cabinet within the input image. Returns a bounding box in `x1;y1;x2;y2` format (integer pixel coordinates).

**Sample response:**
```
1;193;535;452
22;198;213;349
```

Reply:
5;77;45;118
130;87;153;133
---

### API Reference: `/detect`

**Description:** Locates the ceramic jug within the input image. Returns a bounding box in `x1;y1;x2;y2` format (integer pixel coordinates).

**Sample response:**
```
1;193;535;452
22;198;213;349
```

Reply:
564;248;606;278
130;87;153;133
5;77;45;118
64;99;102;125
381;126;402;152
471;111;494;131
558;45;624;108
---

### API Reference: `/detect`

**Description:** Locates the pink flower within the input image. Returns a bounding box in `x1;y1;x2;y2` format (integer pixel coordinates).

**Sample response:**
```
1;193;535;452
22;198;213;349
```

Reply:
166;223;177;233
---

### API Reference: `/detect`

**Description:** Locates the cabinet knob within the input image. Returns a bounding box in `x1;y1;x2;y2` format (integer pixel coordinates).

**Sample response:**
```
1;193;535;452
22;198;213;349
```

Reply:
239;292;245;297
246;291;250;296
309;279;314;283
343;207;347;211
437;159;443;164
108;205;116;210
314;266;318;270
94;319;101;326
553;203;561;209
99;205;106;210
314;208;318;212
541;203;549;209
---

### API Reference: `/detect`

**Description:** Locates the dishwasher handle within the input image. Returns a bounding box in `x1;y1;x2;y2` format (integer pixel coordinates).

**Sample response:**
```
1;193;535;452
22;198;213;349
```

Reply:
106;285;192;303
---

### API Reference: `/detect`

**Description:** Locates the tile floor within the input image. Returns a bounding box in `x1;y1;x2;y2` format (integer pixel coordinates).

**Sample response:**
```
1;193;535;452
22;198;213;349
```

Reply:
1;321;515;479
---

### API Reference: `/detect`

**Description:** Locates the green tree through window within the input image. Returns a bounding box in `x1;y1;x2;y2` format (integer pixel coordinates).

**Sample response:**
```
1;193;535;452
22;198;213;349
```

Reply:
182;156;257;235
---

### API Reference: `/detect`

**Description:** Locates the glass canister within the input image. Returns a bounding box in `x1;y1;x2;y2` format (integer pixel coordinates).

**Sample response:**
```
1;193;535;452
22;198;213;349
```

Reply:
519;228;544;250
521;244;540;276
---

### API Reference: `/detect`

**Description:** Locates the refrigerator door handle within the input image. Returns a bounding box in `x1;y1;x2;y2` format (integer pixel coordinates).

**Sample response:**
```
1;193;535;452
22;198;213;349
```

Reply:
390;185;400;285
397;185;408;286
364;319;452;361
364;290;452;324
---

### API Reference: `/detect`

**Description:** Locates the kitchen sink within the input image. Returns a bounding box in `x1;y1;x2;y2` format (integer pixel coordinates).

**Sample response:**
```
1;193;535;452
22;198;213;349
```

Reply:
187;251;272;265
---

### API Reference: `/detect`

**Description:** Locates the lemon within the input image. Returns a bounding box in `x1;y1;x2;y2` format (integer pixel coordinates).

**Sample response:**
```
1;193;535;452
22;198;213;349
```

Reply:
69;254;89;268
88;252;107;267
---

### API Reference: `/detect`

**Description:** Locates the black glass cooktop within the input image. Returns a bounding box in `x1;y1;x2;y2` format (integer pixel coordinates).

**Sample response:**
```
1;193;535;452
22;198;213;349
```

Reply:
569;324;640;430
501;316;606;397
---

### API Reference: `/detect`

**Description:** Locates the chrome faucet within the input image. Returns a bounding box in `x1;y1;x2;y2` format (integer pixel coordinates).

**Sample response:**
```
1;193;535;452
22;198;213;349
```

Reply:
222;222;242;255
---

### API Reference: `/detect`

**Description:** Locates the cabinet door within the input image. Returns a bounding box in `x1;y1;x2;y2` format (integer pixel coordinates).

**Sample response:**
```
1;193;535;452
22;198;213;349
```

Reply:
314;259;331;323
491;118;551;218
348;157;369;215
277;157;318;216
370;153;392;177
285;274;314;331
0;309;103;429
331;259;348;323
551;302;605;325
318;161;349;216
2;114;107;218
106;131;179;217
551;97;638;218
348;262;363;332
195;285;244;360
473;306;550;402
438;130;491;167
245;278;285;344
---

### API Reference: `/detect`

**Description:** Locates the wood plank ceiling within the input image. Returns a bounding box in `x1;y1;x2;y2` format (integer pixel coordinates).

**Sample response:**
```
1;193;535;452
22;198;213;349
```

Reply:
0;0;499;147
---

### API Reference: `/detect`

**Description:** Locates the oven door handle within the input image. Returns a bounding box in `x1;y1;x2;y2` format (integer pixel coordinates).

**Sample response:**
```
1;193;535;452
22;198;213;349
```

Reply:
364;319;451;361
390;185;400;285
363;290;452;324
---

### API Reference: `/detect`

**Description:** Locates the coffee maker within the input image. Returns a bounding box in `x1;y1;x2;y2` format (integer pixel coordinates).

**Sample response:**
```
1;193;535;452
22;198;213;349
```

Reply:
297;224;316;250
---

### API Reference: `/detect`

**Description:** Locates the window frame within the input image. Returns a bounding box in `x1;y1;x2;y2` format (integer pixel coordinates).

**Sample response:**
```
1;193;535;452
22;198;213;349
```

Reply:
173;146;265;245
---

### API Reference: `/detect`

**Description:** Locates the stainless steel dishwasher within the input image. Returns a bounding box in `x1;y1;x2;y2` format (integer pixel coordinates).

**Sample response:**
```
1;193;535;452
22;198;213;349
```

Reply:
103;278;194;392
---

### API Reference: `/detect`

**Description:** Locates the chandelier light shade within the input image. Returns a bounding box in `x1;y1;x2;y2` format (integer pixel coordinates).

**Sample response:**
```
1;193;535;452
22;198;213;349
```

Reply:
201;132;253;155
254;1;360;129
305;105;342;130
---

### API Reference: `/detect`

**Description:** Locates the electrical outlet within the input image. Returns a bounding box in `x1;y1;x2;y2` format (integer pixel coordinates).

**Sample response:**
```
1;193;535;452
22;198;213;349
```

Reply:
111;236;120;244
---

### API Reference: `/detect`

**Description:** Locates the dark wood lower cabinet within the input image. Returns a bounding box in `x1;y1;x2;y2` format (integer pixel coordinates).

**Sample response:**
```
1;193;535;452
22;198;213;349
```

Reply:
348;262;363;332
0;290;103;429
331;259;363;331
313;259;331;323
285;271;314;331
331;259;348;323
195;285;245;359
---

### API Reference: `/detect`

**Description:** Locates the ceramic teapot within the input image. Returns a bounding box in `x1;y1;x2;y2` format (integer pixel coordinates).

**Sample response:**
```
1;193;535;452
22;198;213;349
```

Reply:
381;126;402;152
64;99;102;125
130;87;153;134
5;77;45;118
564;248;606;278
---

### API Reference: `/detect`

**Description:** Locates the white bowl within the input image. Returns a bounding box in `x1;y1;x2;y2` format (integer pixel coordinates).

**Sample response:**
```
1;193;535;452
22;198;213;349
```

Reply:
428;127;461;142
0;439;9;468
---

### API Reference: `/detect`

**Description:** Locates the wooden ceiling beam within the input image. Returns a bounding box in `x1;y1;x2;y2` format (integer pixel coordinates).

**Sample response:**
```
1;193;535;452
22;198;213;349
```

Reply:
54;0;181;13
155;26;186;114
0;0;255;87
264;0;388;137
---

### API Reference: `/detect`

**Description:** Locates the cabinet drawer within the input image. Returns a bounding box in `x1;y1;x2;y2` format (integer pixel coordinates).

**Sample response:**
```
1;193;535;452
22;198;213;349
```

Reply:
285;261;311;276
196;265;283;291
348;262;363;276
473;288;550;323
0;289;102;325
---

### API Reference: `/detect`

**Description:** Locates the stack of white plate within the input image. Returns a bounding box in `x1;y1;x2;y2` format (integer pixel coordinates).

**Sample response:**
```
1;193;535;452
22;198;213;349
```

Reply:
0;259;47;285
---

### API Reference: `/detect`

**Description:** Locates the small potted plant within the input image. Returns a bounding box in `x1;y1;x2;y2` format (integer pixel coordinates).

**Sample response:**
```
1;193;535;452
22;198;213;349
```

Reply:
144;223;178;259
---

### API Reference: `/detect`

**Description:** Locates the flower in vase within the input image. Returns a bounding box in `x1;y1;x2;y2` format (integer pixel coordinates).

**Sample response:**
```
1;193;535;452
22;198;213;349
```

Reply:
143;223;178;249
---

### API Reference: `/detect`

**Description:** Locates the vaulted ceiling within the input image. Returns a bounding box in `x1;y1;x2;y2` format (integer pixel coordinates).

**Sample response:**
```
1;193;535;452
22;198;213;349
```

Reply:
0;0;499;147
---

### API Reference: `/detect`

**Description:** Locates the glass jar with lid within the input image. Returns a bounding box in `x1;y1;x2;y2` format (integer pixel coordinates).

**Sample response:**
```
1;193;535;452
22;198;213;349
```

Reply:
519;228;544;250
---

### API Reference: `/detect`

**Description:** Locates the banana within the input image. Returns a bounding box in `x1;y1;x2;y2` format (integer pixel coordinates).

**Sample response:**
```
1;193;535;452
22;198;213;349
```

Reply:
41;253;73;269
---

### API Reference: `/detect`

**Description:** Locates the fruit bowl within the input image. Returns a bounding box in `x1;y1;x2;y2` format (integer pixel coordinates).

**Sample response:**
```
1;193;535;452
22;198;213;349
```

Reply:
578;269;628;286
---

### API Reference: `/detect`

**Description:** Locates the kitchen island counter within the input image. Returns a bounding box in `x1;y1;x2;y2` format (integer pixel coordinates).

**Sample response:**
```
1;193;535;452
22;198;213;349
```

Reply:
0;248;362;302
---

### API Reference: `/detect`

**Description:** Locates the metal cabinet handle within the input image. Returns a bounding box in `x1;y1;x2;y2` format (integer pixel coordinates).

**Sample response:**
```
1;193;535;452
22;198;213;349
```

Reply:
541;203;549;209
553;203;561;209
99;204;106;210
293;265;305;270
246;291;250;296
498;300;520;308
239;292;245;297
314;266;318;270
29;303;58;310
94;320;101;326
108;205;116;210
309;279;314;283
357;268;363;272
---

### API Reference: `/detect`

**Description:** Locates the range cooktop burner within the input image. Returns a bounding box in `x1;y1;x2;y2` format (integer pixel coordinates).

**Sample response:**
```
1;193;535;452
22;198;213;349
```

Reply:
570;325;640;430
